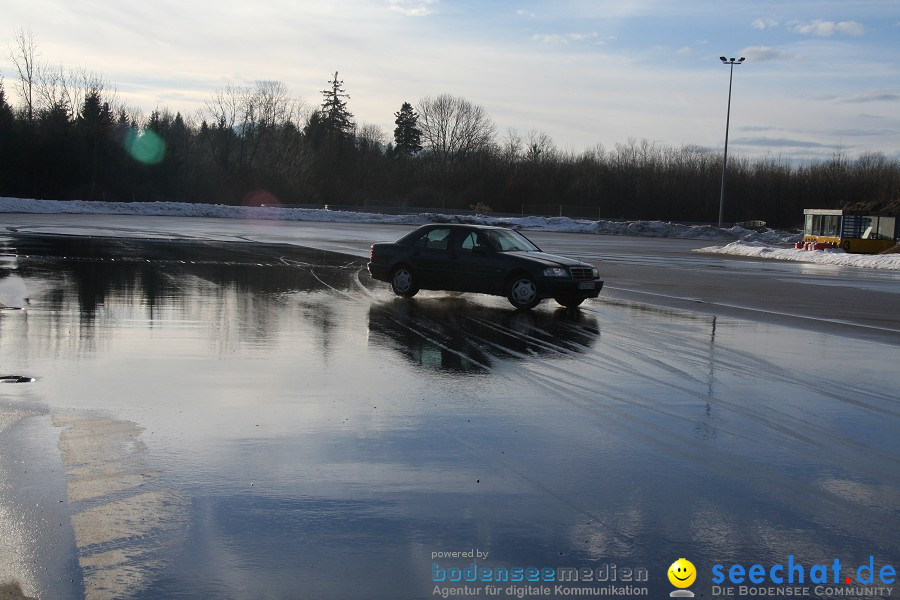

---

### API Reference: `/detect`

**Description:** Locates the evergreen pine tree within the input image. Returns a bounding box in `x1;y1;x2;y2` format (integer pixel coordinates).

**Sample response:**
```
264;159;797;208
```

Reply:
393;101;422;158
0;78;17;193
320;71;354;138
76;90;114;200
0;78;11;120
0;78;14;137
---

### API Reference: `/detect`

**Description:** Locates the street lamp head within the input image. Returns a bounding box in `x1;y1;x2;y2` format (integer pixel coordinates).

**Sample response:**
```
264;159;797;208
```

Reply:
729;57;736;62
738;57;746;63
720;56;727;62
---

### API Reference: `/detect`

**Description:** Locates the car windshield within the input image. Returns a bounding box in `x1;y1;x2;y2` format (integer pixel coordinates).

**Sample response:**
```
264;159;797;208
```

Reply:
484;229;540;252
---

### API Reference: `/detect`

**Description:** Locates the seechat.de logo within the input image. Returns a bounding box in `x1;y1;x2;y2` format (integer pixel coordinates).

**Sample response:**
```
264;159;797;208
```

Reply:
668;558;696;598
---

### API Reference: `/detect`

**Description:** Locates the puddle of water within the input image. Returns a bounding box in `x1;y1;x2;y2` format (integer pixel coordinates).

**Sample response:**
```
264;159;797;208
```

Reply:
0;235;898;599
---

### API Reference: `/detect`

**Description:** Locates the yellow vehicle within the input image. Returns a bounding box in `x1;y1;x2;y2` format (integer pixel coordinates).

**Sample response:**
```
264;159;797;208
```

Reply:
801;209;898;253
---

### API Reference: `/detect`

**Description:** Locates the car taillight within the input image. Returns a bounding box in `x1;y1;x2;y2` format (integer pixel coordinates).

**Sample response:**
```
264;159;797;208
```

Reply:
370;245;375;260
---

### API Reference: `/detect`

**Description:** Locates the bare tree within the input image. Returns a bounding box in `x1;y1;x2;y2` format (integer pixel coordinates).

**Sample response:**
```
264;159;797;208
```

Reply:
416;93;495;165
200;83;242;169
254;80;300;129
524;129;555;162
7;26;39;121
500;128;554;164
201;80;302;171
71;67;116;118
502;128;523;163
34;62;70;116
204;83;242;130
355;123;386;151
245;80;303;170
204;81;301;134
34;63;114;119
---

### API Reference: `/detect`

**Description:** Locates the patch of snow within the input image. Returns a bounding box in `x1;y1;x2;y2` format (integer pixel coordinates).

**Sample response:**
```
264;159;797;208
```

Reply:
697;241;900;270
0;197;801;243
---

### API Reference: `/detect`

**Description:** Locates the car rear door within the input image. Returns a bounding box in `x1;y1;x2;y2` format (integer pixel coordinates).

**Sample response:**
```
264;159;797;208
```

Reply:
407;227;455;289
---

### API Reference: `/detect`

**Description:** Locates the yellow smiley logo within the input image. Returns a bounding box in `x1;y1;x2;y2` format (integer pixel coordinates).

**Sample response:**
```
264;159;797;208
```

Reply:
668;558;696;588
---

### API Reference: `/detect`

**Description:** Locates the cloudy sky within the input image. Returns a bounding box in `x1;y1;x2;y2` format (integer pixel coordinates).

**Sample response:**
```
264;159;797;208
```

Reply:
3;0;899;161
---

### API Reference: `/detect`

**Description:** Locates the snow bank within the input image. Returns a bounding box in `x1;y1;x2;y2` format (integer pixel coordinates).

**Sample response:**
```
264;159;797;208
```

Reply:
0;197;800;243
592;220;799;244
0;197;425;224
697;241;900;270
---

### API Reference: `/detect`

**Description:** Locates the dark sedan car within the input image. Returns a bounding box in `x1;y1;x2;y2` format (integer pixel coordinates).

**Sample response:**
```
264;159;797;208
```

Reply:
367;224;603;310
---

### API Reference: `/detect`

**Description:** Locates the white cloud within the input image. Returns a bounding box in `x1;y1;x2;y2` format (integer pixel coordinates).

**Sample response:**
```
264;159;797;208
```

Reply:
388;0;438;17
532;32;598;44
568;32;598;42
733;136;832;149
837;91;900;104
835;21;865;36
677;46;692;56
740;46;793;62
516;9;536;18
532;34;564;44
751;17;779;30
789;20;865;37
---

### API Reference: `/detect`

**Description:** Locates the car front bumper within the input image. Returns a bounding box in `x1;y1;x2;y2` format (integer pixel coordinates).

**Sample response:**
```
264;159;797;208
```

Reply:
537;278;604;299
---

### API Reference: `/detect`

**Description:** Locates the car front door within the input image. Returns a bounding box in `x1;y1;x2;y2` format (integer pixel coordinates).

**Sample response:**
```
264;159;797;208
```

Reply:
449;229;504;293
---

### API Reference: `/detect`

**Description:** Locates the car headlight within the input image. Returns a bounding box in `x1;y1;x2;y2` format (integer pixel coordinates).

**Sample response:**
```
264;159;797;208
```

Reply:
543;267;568;277
592;268;599;278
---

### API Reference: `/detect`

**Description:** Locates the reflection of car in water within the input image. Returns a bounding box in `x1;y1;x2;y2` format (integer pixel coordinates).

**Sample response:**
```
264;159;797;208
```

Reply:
367;224;603;310
367;298;600;373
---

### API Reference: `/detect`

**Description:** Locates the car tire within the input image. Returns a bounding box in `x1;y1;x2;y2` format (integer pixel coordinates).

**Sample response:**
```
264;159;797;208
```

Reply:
506;274;541;310
390;265;419;297
554;296;584;308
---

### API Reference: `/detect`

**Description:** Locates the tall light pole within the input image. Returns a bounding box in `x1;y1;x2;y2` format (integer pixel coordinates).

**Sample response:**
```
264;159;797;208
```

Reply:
718;56;744;228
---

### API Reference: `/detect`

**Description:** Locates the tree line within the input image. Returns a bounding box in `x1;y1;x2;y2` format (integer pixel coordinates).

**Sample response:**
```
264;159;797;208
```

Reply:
2;28;898;227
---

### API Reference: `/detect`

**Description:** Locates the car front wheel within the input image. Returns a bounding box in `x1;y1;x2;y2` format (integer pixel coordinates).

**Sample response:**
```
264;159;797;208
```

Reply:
390;265;419;297
507;275;540;310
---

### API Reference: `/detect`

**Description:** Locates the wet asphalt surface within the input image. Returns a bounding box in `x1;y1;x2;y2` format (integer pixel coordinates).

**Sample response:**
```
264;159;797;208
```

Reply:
0;230;898;600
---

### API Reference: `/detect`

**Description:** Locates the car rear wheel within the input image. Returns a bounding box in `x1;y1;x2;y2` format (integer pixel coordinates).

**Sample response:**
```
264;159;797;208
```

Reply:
507;275;540;310
390;265;419;297
554;296;584;308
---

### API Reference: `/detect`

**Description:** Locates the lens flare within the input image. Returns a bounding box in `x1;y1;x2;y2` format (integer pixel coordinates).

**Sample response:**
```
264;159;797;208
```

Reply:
123;129;166;165
242;189;280;207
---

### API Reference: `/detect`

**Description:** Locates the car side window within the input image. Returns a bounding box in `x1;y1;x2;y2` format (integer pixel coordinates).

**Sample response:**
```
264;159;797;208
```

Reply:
485;231;507;251
413;228;452;250
459;231;487;252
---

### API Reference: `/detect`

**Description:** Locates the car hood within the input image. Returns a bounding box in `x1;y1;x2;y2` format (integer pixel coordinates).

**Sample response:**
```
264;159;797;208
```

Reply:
504;251;593;268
